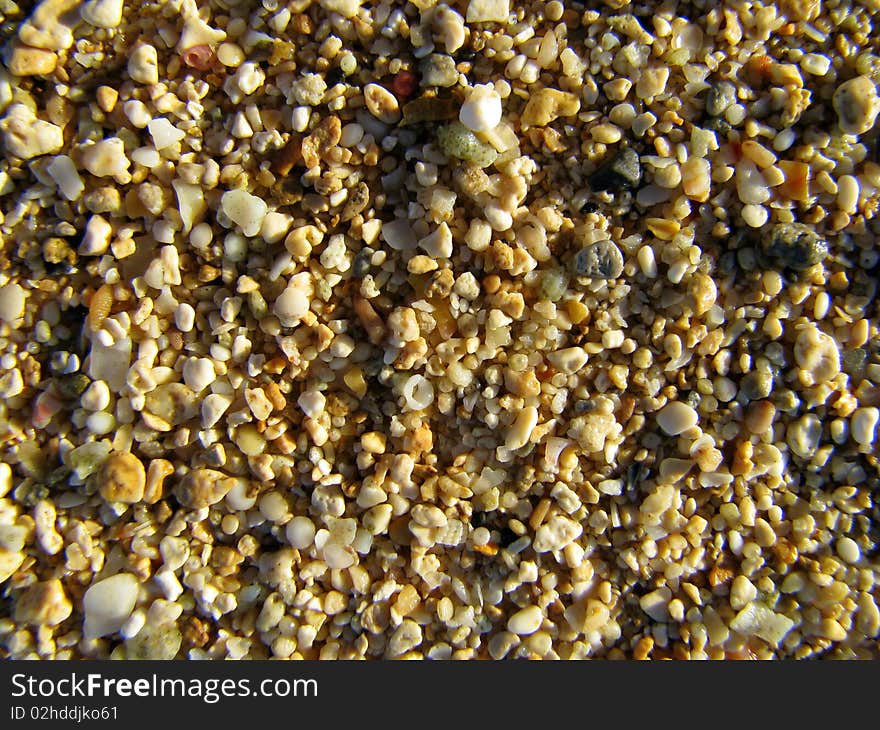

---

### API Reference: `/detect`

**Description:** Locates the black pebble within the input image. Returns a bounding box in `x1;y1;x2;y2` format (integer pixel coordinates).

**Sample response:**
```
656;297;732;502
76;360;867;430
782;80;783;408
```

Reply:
588;148;642;192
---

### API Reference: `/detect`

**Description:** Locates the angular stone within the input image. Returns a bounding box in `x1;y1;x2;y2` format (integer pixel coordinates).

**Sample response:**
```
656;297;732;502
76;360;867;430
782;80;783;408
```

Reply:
588;147;642;192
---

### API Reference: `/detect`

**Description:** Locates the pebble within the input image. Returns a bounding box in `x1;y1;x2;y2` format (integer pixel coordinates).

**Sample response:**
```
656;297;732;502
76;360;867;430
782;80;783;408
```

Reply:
745;401;776;434
318;0;361;18
704;80;737;116
437;122;498;167
98;451;146;503
148;118;186;150
639;587;672;622
125;621;182;660
507;605;543;636
220;189;268;237
7;43;57;76
656;401;699;436
837;536;861;565
14;579;72;626
18;0;79;50
0;283;26;322
79;214;113;255
420;54;459;87
533;514;582;552
588;147;642;192
459;83;503;132
466;0;510;22
81;379;110;411
402;374;434;411
851;407;879;446
81;137;131;180
274;273;313;327
729;604;794;647
298;391;326;419
505;406;538;450
730;575;758;611
174;302;195;332
363;83;401;124
47;154;84;201
286;516;317;549
174;468;237;509
386;618;422;657
0;103;64;159
546;347;588;374
759;223;828;271
128;43;159;85
572;241;624;279
143;382;198;429
521;87;580;128
182;357;216;392
794;325;840;387
80;0;123;28
82;573;140;640
433;5;466;54
833;75;880;136
418;222;453;258
201;393;233;429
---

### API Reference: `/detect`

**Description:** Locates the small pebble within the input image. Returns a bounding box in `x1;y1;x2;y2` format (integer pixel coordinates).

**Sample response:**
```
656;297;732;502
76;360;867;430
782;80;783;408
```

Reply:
588;148;642;192
507;605;543;636
98;451;146;504
82;573;140;640
14;579;72;626
833;75;880;136
459;83;503;132
572;241;624;279
656;401;699;436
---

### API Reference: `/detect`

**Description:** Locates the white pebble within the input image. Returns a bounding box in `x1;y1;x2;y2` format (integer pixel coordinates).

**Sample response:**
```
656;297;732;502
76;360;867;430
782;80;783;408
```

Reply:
837;536;861;564
852;407;879;446
128;43;159;85
741;203;769;228
0;103;63;159
402;374;434;411
46;155;84;201
148;117;185;150
182;357;215;392
286;516;316;549
86;410;116;435
80;0;123;28
82;573;140;640
81;137;130;181
656;401;699;435
505;406;538;450
81;380;111;411
507;605;543;636
838;174;860;214
79;214;113;255
459;83;503;132
322;543;355;569
174;302;195;332
273;273;312;327
418;222;453;258
220;189;268;238
123;100;152;129
297;390;326;419
0;283;26;322
735;159;770;205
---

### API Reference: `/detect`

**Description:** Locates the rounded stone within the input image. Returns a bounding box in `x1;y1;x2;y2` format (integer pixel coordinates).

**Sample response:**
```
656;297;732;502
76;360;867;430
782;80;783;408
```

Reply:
98;451;146;504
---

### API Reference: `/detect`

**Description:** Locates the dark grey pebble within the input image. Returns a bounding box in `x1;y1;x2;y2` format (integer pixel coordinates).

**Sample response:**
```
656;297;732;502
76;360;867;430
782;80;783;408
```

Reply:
572;240;624;279
587;148;642;192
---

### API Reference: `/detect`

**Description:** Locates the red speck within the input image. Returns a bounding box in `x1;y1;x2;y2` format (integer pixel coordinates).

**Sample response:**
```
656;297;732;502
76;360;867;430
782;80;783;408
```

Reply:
392;70;419;99
729;140;743;162
181;44;217;72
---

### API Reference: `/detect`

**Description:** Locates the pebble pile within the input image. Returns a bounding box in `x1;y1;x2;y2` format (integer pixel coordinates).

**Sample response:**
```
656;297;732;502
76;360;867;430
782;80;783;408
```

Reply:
1;0;879;660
